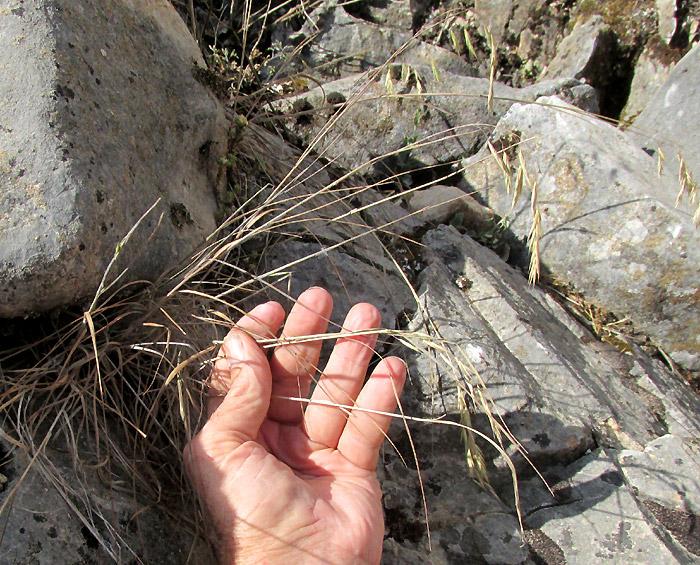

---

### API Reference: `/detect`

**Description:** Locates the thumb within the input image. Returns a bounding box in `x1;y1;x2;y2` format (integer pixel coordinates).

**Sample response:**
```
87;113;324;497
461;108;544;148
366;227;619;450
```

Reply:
206;330;272;443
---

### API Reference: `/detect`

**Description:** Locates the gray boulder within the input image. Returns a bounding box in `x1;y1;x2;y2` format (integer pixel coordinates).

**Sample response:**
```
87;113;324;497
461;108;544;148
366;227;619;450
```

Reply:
274;71;597;179
463;95;700;372
629;42;700;195
291;5;475;80
0;0;226;318
474;0;548;45
620;43;676;122
380;224;700;563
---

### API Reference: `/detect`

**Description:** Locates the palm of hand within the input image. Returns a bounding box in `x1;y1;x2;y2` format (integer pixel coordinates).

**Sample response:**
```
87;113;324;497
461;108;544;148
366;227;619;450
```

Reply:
186;288;405;565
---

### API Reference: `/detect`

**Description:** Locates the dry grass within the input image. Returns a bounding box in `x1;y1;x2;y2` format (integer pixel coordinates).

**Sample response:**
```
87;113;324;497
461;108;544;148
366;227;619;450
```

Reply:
0;70;530;564
7;1;695;561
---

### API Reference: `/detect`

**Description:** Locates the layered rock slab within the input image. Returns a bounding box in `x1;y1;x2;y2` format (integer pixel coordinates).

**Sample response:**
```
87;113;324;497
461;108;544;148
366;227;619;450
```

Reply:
362;219;700;563
520;449;684;564
462;95;700;371
386;224;700;563
0;0;226;317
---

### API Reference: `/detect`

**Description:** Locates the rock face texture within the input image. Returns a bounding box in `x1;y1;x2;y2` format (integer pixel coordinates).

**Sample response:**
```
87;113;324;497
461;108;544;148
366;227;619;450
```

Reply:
0;446;203;564
381;225;700;563
274;72;597;179
620;44;675;121
295;5;476;80
630;43;700;190
0;0;226;317
463;96;700;372
540;15;616;98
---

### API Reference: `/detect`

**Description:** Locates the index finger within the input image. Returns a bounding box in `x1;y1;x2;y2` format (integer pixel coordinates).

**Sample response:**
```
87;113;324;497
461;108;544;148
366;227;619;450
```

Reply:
207;301;285;418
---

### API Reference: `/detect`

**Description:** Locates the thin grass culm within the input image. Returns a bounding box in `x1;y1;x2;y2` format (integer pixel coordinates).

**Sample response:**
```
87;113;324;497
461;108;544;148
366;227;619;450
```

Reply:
0;4;553;562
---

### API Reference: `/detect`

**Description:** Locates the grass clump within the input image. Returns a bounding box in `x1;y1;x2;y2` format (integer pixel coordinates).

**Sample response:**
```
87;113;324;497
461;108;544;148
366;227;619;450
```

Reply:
7;0;698;561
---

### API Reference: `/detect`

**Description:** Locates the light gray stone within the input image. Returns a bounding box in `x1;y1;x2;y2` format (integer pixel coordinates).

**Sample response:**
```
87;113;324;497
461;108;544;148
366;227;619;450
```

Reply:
521;449;682;564
620;45;675;122
619;435;700;514
656;0;679;44
474;0;514;43
359;0;413;30
540;16;616;95
474;0;548;45
405;185;494;229
413;226;677;448
463;95;700;372
630;42;700;202
384;224;700;562
0;0;227;317
628;349;700;438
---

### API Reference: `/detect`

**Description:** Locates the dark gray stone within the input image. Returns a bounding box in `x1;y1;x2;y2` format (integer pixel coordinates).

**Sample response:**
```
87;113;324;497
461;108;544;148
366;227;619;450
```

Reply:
406;185;495;230
0;0;226;317
289;5;475;81
0;445;205;564
256;240;414;333
274;70;597;179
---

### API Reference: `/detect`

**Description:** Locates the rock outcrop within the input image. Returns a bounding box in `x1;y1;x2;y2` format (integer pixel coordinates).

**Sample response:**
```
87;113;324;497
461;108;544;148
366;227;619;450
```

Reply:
462;95;700;372
0;0;226;318
629;43;700;192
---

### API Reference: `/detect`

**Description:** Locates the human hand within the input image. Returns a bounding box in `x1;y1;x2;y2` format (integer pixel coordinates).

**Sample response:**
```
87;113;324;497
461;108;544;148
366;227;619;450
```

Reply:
185;287;406;564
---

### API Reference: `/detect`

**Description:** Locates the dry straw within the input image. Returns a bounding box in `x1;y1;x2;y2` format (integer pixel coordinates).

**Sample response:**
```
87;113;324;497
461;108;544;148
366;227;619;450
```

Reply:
12;2;691;560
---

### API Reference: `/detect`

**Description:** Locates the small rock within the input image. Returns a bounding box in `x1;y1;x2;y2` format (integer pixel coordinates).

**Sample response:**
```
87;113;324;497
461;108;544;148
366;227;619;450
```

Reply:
656;0;679;44
405;185;494;229
540;15;616;96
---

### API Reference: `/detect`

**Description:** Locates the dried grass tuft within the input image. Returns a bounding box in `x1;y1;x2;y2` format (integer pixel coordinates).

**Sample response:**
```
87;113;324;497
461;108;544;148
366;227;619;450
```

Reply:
0;5;586;560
